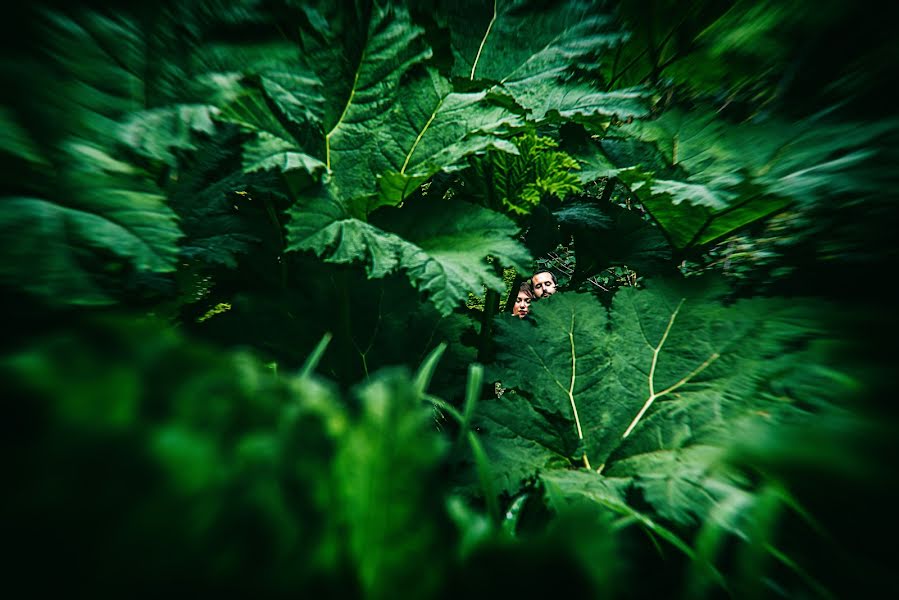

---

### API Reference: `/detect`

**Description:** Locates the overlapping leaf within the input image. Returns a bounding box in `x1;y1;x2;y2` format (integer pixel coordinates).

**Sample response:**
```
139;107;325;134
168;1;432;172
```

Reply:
218;81;326;178
0;136;180;303
479;278;823;515
356;68;523;211
606;108;895;248
219;2;519;211
286;187;531;315
210;2;528;210
541;469;699;553
472;390;576;495
0;193;178;304
0;8;213;302
439;0;648;123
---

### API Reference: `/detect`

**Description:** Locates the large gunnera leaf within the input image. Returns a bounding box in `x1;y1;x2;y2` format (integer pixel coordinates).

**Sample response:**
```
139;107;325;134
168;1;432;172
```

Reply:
438;0;648;123
309;1;522;211
222;2;522;212
486;292;611;473
0;193;179;304
606;107;895;248
472;389;576;495
351;68;522;212
0;137;180;304
0;9;197;303
286;188;531;315
478;278;823;520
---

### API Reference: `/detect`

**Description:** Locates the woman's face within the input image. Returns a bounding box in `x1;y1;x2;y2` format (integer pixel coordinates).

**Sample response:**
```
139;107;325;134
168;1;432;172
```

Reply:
512;292;532;318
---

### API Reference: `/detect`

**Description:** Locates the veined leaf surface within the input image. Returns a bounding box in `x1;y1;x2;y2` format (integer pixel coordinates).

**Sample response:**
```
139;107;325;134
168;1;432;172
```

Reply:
286;188;531;315
609;108;895;248
440;0;648;123
0;193;179;304
482;279;820;501
221;3;523;210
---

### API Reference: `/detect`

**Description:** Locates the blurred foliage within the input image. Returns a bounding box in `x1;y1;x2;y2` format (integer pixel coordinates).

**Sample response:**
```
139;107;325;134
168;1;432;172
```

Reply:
1;0;897;598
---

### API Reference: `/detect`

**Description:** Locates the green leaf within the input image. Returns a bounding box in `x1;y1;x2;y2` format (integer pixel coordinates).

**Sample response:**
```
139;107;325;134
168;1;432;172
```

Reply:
482;277;825;520
593;279;816;464
305;2;433;197
218;85;327;178
218;4;524;211
630;184;790;249
440;0;649;123
542;470;700;560
0;8;206;302
118;104;222;167
0;106;46;165
472;389;576;495
196;28;327;173
609;107;896;248
321;47;522;210
604;445;749;527
286;188;531;315
0;191;179;304
364;69;523;211
489;293;611;470
463;131;582;215
335;368;448;599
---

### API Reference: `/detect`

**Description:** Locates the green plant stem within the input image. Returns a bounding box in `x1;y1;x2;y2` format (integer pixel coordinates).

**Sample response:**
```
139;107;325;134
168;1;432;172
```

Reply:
477;288;499;363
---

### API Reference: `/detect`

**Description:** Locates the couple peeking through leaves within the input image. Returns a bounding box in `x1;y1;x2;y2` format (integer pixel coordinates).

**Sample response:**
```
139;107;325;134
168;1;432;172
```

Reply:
511;271;557;318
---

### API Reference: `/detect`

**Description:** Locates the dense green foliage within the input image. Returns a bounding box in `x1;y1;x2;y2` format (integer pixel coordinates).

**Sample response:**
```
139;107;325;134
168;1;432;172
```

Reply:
2;0;897;597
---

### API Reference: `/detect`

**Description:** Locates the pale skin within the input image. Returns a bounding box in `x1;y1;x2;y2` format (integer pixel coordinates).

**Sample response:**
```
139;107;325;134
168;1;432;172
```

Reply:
512;291;532;318
531;271;557;298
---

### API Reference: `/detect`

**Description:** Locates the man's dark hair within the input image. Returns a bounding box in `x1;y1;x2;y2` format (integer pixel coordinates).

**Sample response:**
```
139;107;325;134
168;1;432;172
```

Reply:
532;270;557;284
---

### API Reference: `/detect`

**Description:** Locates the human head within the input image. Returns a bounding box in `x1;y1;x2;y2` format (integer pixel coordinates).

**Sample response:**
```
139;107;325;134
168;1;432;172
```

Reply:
511;282;534;319
531;270;557;298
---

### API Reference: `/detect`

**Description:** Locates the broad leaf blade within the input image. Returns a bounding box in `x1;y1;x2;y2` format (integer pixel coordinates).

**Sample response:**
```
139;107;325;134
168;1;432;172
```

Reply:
286;188;531;315
485;277;827;511
472;390;576;495
610;108;896;249
441;0;648;123
490;292;611;467
0;194;179;304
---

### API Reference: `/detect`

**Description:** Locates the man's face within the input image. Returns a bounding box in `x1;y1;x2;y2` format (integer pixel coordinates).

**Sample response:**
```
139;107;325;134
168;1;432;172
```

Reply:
532;272;556;298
